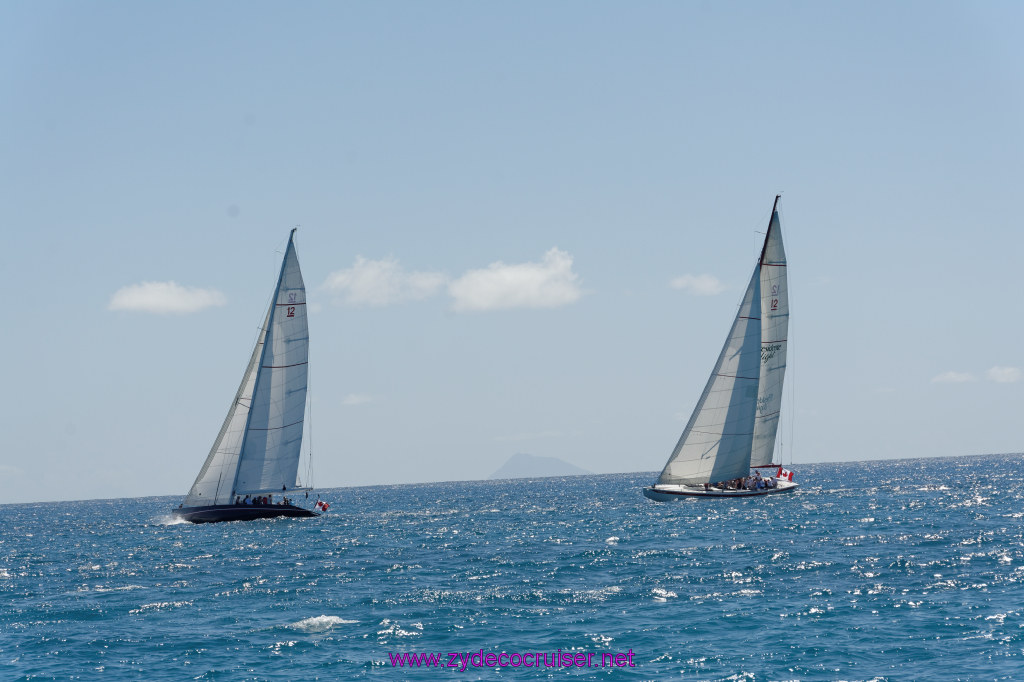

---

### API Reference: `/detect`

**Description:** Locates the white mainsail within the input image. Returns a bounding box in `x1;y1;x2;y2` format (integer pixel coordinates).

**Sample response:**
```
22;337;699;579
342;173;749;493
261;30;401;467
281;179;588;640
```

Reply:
656;197;789;486
657;266;762;485
751;207;788;467
183;230;309;506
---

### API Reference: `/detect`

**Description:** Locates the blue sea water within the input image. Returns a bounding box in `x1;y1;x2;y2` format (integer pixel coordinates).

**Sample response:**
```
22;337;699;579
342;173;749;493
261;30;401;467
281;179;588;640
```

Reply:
2;454;1023;680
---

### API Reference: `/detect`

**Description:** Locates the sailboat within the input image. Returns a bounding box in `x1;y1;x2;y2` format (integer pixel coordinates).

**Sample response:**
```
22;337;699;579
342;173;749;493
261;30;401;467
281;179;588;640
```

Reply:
174;229;321;522
643;197;798;500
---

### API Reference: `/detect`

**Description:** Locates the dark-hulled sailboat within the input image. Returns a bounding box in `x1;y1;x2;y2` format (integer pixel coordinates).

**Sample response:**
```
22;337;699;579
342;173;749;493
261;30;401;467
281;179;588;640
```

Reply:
644;197;798;500
174;229;320;522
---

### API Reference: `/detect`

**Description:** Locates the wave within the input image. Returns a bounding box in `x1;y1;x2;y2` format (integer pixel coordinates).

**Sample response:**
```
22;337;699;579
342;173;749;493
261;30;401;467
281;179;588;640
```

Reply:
153;514;189;526
286;615;358;633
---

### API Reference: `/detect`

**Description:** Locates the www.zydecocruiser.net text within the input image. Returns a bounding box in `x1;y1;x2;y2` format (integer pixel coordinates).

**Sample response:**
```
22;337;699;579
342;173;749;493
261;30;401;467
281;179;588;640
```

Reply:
388;649;637;670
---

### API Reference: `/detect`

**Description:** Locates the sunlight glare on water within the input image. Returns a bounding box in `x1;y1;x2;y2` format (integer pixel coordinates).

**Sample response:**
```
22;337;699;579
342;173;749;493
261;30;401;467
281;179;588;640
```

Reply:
1;455;1022;679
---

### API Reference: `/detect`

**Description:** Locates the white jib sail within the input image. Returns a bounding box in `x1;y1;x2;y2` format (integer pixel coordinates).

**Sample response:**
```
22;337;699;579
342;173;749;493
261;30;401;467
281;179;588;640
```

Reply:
183;308;271;506
232;233;309;497
750;209;788;468
657;265;763;486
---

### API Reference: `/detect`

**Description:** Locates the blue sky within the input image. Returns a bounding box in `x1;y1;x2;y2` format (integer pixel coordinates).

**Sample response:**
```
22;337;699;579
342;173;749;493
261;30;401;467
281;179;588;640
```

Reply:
2;2;1022;504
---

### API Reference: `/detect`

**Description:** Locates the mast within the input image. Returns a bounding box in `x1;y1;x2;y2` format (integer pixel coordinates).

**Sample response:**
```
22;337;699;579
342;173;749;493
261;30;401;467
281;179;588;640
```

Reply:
759;195;781;265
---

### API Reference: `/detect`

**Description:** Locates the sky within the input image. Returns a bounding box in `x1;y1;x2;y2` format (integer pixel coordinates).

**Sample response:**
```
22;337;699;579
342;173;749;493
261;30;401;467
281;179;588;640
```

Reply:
1;2;1022;504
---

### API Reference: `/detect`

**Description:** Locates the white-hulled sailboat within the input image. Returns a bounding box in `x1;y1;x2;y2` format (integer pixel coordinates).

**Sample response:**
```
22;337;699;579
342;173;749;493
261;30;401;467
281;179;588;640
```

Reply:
174;229;321;522
644;197;798;501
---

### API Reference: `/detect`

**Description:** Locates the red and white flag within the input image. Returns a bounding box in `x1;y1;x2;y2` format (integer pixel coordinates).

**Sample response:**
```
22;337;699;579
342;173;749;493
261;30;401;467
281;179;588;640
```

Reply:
315;500;330;512
776;466;794;481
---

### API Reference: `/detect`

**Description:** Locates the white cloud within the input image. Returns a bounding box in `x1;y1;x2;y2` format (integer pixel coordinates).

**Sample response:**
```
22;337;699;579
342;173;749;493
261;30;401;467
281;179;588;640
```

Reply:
448;247;582;312
986;366;1022;383
108;281;226;314
322;257;446;306
670;274;726;296
341;393;377;406
931;371;976;384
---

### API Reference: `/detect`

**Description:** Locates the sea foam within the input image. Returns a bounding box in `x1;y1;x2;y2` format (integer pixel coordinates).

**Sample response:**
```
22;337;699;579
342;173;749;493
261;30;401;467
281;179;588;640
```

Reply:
286;615;358;633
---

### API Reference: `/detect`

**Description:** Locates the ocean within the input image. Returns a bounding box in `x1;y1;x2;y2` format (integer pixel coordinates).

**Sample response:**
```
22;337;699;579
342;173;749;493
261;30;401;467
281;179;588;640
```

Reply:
2;454;1022;680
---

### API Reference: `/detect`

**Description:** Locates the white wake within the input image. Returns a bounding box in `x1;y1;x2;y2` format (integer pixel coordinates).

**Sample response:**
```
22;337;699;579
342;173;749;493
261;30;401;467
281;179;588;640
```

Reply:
286;615;358;633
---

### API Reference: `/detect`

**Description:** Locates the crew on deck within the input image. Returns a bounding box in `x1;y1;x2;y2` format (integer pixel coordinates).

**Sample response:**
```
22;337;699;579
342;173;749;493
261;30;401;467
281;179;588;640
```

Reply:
227;493;296;506
705;472;780;491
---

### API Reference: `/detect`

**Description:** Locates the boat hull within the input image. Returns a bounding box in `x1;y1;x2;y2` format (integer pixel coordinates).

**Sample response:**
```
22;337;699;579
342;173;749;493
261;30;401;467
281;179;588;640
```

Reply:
173;504;319;524
643;480;798;501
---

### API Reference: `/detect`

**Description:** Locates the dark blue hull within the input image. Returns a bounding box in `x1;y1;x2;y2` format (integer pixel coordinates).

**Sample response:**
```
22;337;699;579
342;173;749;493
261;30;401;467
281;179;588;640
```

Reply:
173;503;318;524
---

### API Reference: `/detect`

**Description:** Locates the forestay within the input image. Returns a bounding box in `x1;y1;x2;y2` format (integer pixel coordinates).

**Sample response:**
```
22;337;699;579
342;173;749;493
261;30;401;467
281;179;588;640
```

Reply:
183;309;270;506
657;267;763;486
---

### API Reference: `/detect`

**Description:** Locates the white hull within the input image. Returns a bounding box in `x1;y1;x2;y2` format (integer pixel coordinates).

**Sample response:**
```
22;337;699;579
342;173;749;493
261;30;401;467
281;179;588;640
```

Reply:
643;479;798;501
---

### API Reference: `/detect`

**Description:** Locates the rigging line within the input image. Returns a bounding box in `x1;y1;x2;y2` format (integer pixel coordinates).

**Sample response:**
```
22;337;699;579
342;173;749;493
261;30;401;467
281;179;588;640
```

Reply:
789;305;796;467
786;226;796;468
251;228;293;346
305;332;314;492
748;197;777;260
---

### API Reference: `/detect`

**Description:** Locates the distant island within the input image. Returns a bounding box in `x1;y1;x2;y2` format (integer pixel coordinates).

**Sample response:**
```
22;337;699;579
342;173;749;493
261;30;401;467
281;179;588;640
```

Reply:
489;453;591;480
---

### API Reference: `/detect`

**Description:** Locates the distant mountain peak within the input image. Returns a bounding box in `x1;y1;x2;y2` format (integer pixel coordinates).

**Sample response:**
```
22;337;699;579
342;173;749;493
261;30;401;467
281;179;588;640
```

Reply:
489;453;591;480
